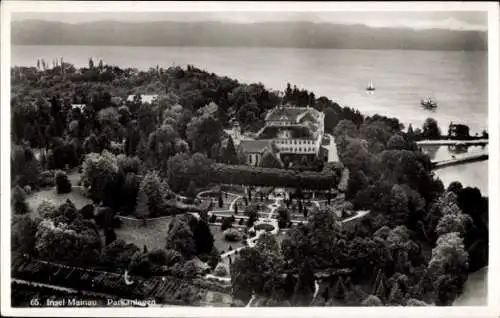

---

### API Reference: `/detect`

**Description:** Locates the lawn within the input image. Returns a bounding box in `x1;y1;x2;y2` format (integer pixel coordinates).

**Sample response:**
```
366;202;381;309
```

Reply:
115;217;173;251
26;186;92;217
209;224;245;254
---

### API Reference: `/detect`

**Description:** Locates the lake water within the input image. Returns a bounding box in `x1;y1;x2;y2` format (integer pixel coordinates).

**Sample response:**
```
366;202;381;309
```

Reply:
11;45;489;194
420;145;488;195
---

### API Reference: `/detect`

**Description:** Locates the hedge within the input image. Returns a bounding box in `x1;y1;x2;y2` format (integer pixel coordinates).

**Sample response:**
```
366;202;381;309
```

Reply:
208;164;340;189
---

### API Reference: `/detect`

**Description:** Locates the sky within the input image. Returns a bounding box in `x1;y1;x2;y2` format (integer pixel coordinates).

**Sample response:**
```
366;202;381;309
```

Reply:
12;11;488;31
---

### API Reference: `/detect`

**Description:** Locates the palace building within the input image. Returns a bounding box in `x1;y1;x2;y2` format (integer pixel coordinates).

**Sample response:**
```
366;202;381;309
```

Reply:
236;105;328;166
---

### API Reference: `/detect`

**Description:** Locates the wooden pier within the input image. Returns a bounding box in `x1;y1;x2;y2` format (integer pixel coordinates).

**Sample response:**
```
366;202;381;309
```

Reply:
417;139;488;146
432;152;488;170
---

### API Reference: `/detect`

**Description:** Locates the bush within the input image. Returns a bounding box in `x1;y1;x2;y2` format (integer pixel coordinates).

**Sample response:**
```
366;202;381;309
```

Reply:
171;260;199;279
406;298;429;306
37;200;58;219
214;263;229;277
148;249;184;267
221;217;233;231
79;204;95;219
212;293;224;303
38;170;55;188
223;228;242;242
55;170;72;194
12;186;29;215
209;214;217;223
23;185;32;195
361;295;383;306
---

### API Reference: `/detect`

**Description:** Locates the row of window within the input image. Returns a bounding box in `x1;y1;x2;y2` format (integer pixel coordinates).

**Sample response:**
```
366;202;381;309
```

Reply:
275;139;315;145
281;147;316;153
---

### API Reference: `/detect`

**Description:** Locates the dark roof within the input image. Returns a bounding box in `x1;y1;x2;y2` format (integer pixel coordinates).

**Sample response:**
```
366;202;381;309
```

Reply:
265;106;321;122
238;140;272;154
266;107;308;122
258;125;314;139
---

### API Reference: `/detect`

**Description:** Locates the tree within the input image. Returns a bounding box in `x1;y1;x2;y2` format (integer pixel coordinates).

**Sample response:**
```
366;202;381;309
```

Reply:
220;137;239;165
389;184;410;225
244;204;259;227
333;119;358;139
259;151;282;169
186;105;223;158
277;207;291;229
427;232;469;305
221;217;233;231
193;219;214;255
35;218;101;266
165;216;197;258
100;239;140;269
436;212;472;237
388;283;404;305
11;144;41;187
104;228;117;245
218;194;224;208
134;188;149;225
422;118;441;140
146;124;179;174
214;263;229;277
386;134;408;150
231;242;284;302
138;170;166;218
224;228;242;242
447;181;463;195
55;170;72;194
167;152;213;193
293;260;315;305
12;215;41;256
81;151;119;204
79;204;95;219
12;186;30;215
323;106;340;133
186;180;197;202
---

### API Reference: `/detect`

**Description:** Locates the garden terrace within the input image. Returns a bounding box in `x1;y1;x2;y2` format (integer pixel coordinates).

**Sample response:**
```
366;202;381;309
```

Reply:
208;164;341;189
11;255;219;306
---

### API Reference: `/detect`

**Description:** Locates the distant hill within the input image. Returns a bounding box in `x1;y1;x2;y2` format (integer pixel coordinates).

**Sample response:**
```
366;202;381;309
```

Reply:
11;20;487;51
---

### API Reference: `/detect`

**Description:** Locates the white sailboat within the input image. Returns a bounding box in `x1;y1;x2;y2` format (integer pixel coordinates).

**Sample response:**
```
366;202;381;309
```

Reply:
366;80;375;93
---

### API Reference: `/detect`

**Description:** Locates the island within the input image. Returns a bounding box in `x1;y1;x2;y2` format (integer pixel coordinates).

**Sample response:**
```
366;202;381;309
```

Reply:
10;60;488;307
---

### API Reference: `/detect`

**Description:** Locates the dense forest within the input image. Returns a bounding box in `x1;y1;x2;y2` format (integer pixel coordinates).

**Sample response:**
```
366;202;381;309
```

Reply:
10;60;488;307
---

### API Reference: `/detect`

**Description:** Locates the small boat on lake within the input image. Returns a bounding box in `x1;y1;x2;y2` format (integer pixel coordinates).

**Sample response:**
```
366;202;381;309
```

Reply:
366;80;375;93
421;97;438;110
